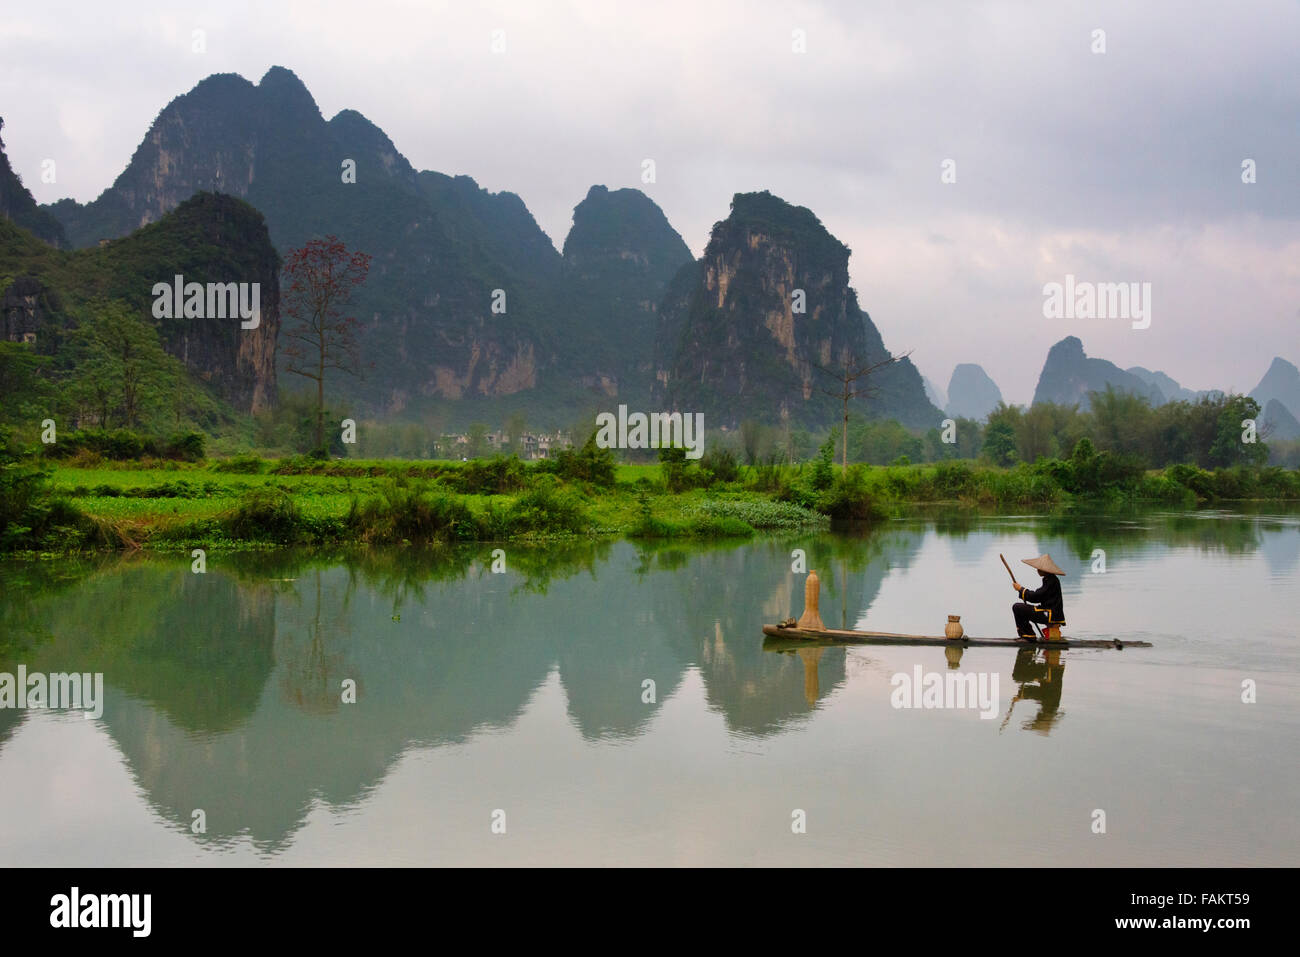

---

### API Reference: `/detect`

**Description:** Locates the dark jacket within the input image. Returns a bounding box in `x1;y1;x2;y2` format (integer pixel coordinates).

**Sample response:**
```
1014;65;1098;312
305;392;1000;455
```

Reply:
1017;573;1065;624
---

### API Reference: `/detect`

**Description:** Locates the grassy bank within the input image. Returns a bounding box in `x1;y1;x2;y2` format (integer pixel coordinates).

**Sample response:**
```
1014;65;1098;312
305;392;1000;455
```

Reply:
2;447;1299;553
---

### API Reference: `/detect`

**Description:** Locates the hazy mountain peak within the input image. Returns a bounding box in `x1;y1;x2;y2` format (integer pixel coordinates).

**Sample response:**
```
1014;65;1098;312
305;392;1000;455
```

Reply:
563;184;687;267
1251;355;1300;421
945;363;1003;421
1033;337;1163;410
922;375;947;411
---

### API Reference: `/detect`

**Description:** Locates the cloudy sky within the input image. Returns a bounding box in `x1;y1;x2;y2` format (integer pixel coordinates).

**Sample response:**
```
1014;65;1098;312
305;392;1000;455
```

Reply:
3;0;1297;403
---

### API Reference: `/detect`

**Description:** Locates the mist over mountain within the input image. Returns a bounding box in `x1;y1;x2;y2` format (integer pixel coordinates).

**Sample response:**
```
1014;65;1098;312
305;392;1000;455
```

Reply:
651;191;938;429
1125;365;1214;404
1260;398;1300;442
1251;357;1300;421
944;363;1002;421
921;375;947;412
1033;336;1165;410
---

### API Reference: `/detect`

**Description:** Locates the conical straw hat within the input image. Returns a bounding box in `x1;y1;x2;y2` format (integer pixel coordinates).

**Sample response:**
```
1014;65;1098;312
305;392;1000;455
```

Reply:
1021;554;1065;576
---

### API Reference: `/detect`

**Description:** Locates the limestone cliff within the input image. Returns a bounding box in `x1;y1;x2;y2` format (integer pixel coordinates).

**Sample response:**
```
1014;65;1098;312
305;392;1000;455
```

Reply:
43;67;563;416
561;185;693;404
1;191;280;415
652;191;938;428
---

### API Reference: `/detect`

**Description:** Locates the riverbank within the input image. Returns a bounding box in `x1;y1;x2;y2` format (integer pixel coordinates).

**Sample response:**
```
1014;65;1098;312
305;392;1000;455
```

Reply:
3;452;1299;553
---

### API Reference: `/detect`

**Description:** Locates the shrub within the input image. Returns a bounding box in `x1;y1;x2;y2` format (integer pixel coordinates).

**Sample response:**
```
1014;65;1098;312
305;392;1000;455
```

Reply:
222;488;306;543
1;429;104;550
1165;463;1215;501
699;447;740;484
542;436;616;487
454;456;528;495
748;461;786;492
211;454;266;474
166;431;206;462
810;434;835;491
348;480;479;543
815;469;887;522
504;481;588;535
685;515;754;537
931;461;978;498
659;446;689;493
41;428;201;463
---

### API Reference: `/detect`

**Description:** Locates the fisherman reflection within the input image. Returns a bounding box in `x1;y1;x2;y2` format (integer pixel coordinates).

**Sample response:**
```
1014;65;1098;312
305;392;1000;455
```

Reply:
999;648;1065;734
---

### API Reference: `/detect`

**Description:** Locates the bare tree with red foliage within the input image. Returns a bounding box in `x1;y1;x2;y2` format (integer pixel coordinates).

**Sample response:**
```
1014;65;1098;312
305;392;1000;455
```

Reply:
281;236;372;451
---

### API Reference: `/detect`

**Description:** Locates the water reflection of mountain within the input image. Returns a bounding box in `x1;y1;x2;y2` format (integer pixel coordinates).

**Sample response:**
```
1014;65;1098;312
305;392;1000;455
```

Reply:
4;508;1292;849
9;541;859;847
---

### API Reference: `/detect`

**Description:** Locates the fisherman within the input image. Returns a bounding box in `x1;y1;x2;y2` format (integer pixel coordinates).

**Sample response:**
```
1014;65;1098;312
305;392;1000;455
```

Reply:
1010;554;1066;639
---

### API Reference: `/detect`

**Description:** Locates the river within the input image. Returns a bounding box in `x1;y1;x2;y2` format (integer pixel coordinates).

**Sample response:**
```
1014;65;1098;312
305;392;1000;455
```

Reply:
2;508;1297;865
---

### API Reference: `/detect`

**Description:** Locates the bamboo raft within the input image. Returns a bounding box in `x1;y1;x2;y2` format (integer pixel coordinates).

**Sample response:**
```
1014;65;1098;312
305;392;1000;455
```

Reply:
761;624;1150;650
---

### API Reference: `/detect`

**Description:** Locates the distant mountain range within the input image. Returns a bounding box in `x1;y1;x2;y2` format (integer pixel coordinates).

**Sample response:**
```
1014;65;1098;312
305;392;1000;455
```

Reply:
1252;358;1300;440
1032;336;1166;409
1126;365;1212;403
33;67;692;424
2;67;1294;440
15;66;941;430
1251;357;1300;416
921;340;1297;438
1028;336;1300;441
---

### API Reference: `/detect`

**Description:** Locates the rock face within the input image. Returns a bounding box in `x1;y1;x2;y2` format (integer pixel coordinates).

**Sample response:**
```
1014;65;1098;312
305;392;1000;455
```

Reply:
0;118;66;247
117;193;282;414
41;68;699;420
945;363;1002;420
1;275;59;343
652;191;938;428
2;191;280;414
1250;357;1300;422
1260;398;1300;442
43;67;560;415
561;185;693;404
1032;336;1163;410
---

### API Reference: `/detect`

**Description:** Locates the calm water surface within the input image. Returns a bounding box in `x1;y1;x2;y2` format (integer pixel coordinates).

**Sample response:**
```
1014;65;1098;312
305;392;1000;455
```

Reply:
1;509;1297;866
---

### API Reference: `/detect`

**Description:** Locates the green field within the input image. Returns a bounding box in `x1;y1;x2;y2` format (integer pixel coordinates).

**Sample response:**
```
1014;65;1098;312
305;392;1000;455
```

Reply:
3;451;1298;554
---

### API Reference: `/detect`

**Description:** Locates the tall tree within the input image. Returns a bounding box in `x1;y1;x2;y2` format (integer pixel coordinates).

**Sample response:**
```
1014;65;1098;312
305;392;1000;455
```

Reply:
70;301;178;429
281;236;372;451
0;342;50;426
